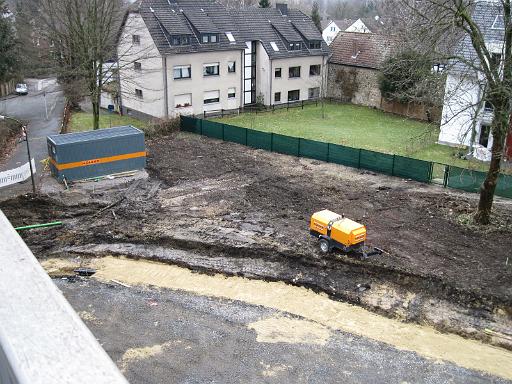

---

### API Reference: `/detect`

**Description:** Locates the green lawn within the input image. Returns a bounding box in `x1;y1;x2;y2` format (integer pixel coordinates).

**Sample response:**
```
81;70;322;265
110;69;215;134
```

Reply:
68;112;149;132
215;103;505;173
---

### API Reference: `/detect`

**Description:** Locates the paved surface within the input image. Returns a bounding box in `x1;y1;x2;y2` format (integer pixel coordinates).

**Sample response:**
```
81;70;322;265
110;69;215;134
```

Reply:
56;278;510;384
0;78;64;199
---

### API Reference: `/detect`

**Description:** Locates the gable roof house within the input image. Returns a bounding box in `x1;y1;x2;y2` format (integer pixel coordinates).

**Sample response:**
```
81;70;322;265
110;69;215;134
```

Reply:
439;1;512;161
327;31;395;108
116;0;329;120
321;18;372;45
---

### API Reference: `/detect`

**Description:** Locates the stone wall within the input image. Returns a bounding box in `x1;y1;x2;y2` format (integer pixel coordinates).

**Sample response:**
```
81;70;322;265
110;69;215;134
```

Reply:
327;63;442;122
327;64;381;108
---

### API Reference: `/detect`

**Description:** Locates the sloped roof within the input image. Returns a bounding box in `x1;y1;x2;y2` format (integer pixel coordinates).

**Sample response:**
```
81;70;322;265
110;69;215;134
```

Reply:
322;19;357;32
452;1;505;73
132;0;329;58
329;32;396;70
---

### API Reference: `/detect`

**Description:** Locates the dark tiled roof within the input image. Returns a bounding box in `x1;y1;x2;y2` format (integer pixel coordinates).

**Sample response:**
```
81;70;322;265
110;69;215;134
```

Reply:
137;0;246;55
329;32;396;70
133;0;329;58
232;7;329;59
452;1;505;73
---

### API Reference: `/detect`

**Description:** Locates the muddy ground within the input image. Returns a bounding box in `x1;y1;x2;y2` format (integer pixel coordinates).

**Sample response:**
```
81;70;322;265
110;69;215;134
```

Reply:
1;132;512;348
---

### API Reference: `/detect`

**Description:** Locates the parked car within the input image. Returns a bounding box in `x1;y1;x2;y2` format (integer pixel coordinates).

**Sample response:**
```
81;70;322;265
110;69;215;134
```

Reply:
15;83;28;95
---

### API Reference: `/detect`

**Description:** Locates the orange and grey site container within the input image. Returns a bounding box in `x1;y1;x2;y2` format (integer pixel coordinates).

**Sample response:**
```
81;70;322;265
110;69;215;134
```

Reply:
47;125;146;182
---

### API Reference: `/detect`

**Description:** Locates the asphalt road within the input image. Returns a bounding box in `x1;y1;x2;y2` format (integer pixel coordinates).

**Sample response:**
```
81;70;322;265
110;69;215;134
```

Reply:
56;278;510;384
0;78;64;199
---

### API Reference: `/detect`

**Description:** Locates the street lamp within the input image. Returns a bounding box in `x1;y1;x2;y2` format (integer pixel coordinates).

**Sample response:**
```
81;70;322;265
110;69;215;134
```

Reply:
0;115;36;194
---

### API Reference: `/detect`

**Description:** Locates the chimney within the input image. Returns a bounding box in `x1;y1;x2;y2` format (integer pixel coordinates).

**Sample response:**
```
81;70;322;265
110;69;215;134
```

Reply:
276;3;288;15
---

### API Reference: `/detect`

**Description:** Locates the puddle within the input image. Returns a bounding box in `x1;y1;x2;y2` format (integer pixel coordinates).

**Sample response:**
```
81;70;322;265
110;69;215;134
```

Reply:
43;256;512;380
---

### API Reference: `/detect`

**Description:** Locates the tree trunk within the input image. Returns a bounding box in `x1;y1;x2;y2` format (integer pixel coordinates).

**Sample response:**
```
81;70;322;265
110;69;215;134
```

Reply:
474;111;507;225
92;97;100;130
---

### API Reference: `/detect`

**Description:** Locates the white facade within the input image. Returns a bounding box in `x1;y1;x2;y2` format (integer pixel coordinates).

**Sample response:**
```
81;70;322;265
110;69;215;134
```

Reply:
322;19;370;45
117;12;326;119
118;13;166;118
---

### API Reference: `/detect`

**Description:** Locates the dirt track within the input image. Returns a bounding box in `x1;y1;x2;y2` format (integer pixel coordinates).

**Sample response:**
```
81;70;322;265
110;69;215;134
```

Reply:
2;132;512;347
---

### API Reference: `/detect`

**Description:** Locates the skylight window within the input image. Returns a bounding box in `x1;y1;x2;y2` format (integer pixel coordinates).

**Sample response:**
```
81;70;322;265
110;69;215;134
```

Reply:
225;32;235;43
270;42;279;51
492;15;505;30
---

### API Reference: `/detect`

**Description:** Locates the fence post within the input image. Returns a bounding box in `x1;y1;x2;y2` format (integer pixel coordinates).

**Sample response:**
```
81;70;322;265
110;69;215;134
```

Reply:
199;118;203;135
358;148;362;168
298;138;301;157
287;102;289;110
428;162;434;183
222;124;225;141
245;127;248;145
391;154;396;176
443;165;449;188
327;143;330;163
203;111;206;119
221;109;224;118
270;132;274;152
301;100;304;109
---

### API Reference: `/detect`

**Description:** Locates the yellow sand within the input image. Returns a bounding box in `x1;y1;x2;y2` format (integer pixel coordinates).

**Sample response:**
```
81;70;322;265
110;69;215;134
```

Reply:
44;257;512;380
119;342;171;372
248;316;330;345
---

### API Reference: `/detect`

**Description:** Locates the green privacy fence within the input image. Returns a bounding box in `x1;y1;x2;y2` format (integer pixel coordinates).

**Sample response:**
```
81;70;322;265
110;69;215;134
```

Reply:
181;116;512;199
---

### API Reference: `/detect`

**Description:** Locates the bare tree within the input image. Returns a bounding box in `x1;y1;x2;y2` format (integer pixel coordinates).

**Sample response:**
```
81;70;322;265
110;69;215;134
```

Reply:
383;0;511;225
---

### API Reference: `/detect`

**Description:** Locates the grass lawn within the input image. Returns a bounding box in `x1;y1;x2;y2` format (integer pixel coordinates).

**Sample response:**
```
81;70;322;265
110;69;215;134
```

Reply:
215;103;507;173
68;111;149;132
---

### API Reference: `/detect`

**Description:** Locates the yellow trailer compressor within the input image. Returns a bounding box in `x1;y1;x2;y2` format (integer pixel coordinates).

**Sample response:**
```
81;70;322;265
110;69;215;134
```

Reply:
310;209;382;258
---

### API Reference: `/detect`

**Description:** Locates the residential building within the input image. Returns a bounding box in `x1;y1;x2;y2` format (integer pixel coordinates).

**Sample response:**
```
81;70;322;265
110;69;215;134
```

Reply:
117;0;329;120
439;1;512;161
327;32;394;108
321;18;371;45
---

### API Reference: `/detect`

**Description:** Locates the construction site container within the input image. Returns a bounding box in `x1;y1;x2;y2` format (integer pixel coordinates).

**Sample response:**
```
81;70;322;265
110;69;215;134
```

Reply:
47;125;146;182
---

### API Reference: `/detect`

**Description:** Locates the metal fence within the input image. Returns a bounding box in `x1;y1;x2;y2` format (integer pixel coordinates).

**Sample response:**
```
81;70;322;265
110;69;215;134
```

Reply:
181;116;512;199
202;99;319;119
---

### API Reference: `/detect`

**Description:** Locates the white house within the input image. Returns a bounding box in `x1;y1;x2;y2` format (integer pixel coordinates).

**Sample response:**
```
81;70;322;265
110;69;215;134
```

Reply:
439;1;512;161
116;0;329;120
321;18;372;45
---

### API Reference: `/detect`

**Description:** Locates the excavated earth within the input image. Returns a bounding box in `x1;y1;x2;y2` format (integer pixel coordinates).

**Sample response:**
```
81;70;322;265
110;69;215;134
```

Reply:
1;132;512;349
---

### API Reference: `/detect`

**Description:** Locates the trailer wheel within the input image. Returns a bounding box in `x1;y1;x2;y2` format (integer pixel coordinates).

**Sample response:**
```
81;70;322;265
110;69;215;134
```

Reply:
319;239;330;253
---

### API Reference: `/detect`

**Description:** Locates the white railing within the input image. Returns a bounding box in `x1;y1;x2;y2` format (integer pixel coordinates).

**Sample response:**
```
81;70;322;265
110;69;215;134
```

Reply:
0;211;128;384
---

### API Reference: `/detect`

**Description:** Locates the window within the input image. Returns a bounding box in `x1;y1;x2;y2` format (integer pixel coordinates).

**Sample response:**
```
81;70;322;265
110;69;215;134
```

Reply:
274;92;281;102
203;63;219;76
225;32;235;43
309;64;321;76
135;89;143;98
134;62;142;71
182;36;190;45
174;65;191;79
228;87;236;98
330;26;336;31
289;42;301;50
270;41;279;51
288;90;299;101
175;93;192;108
201;34;218;43
132;35;140;45
309;41;321;49
492;15;504;30
484;100;494;112
308;87;320;99
172;35;181;45
289;66;301;78
228;61;236;73
479;124;491;147
275;68;282;78
204;90;220;104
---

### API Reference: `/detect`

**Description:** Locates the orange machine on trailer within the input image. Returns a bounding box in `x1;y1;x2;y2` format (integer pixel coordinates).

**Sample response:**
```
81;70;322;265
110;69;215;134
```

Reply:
309;209;383;258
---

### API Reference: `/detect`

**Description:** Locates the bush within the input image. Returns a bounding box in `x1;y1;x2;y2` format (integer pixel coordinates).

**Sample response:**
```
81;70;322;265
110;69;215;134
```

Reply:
379;50;442;104
143;116;180;138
